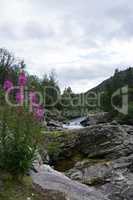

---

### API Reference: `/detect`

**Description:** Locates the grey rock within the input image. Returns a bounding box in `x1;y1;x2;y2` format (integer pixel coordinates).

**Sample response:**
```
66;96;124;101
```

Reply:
42;124;133;164
66;159;113;186
47;120;63;131
41;123;133;199
66;154;133;199
31;164;109;200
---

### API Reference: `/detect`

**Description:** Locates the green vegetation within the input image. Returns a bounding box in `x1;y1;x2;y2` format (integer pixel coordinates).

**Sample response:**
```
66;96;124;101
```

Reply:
85;176;107;186
0;47;133;179
85;67;133;123
47;141;62;157
0;106;42;177
47;131;64;138
0;173;45;200
0;48;44;177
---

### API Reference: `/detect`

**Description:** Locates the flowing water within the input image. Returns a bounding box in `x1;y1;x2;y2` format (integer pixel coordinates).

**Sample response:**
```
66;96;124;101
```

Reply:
63;117;86;129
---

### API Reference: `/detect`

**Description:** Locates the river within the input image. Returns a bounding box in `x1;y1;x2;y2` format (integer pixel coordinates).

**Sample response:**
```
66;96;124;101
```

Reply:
63;117;87;129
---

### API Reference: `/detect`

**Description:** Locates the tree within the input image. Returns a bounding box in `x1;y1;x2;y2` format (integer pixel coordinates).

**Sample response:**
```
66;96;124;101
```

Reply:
0;48;21;86
41;70;61;108
0;48;15;68
61;87;73;108
114;68;119;75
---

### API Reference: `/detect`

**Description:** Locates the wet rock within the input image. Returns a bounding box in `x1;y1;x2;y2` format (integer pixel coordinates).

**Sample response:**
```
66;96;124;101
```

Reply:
110;120;118;125
80;117;91;127
47;120;63;131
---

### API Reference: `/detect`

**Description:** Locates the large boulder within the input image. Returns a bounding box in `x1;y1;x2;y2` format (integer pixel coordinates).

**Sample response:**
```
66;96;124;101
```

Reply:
31;164;109;200
42;130;80;165
66;155;133;199
80;112;110;127
77;124;133;160
66;159;113;185
42;124;133;165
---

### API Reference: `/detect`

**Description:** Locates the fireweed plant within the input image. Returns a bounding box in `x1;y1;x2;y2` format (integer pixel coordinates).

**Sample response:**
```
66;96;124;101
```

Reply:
3;67;44;122
0;67;44;177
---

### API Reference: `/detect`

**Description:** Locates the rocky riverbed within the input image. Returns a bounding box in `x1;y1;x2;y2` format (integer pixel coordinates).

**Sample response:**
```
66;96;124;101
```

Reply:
32;122;133;200
46;112;110;130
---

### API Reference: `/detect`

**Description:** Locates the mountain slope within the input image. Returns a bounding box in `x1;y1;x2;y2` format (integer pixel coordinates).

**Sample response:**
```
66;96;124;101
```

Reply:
87;67;133;93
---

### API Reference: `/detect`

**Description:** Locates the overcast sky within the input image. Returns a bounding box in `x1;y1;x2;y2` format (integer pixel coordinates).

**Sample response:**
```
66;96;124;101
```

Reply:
0;0;133;93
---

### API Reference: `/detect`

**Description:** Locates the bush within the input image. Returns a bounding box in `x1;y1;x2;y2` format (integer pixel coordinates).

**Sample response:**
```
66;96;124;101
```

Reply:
0;106;42;177
117;102;133;125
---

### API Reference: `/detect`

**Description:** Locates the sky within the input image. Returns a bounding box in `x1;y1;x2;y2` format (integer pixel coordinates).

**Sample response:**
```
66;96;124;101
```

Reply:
0;0;133;93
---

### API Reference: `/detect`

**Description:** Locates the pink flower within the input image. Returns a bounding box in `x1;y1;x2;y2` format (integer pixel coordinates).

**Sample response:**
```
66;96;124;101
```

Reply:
18;72;27;86
3;80;13;91
16;91;24;104
29;91;38;105
34;105;44;121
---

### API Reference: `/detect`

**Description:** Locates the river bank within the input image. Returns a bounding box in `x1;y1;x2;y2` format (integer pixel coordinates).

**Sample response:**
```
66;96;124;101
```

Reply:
36;122;133;199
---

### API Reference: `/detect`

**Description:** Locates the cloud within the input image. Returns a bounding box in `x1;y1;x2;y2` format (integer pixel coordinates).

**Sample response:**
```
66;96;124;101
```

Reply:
0;0;133;93
0;23;18;40
23;21;54;40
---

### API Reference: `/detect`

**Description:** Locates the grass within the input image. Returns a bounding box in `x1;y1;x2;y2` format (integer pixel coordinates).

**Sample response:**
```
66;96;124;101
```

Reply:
47;141;62;156
48;131;64;138
0;173;45;200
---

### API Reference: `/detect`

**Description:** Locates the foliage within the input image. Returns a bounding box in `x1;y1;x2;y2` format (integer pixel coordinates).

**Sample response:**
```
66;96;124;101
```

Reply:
0;106;42;176
117;102;133;124
41;71;61;109
0;48;19;86
0;173;44;200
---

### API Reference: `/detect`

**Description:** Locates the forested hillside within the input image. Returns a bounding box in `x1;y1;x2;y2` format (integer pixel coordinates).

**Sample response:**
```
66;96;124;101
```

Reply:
86;68;133;123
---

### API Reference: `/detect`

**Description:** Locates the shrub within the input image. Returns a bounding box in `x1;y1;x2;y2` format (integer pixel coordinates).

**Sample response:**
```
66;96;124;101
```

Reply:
0;106;42;177
117;102;133;125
